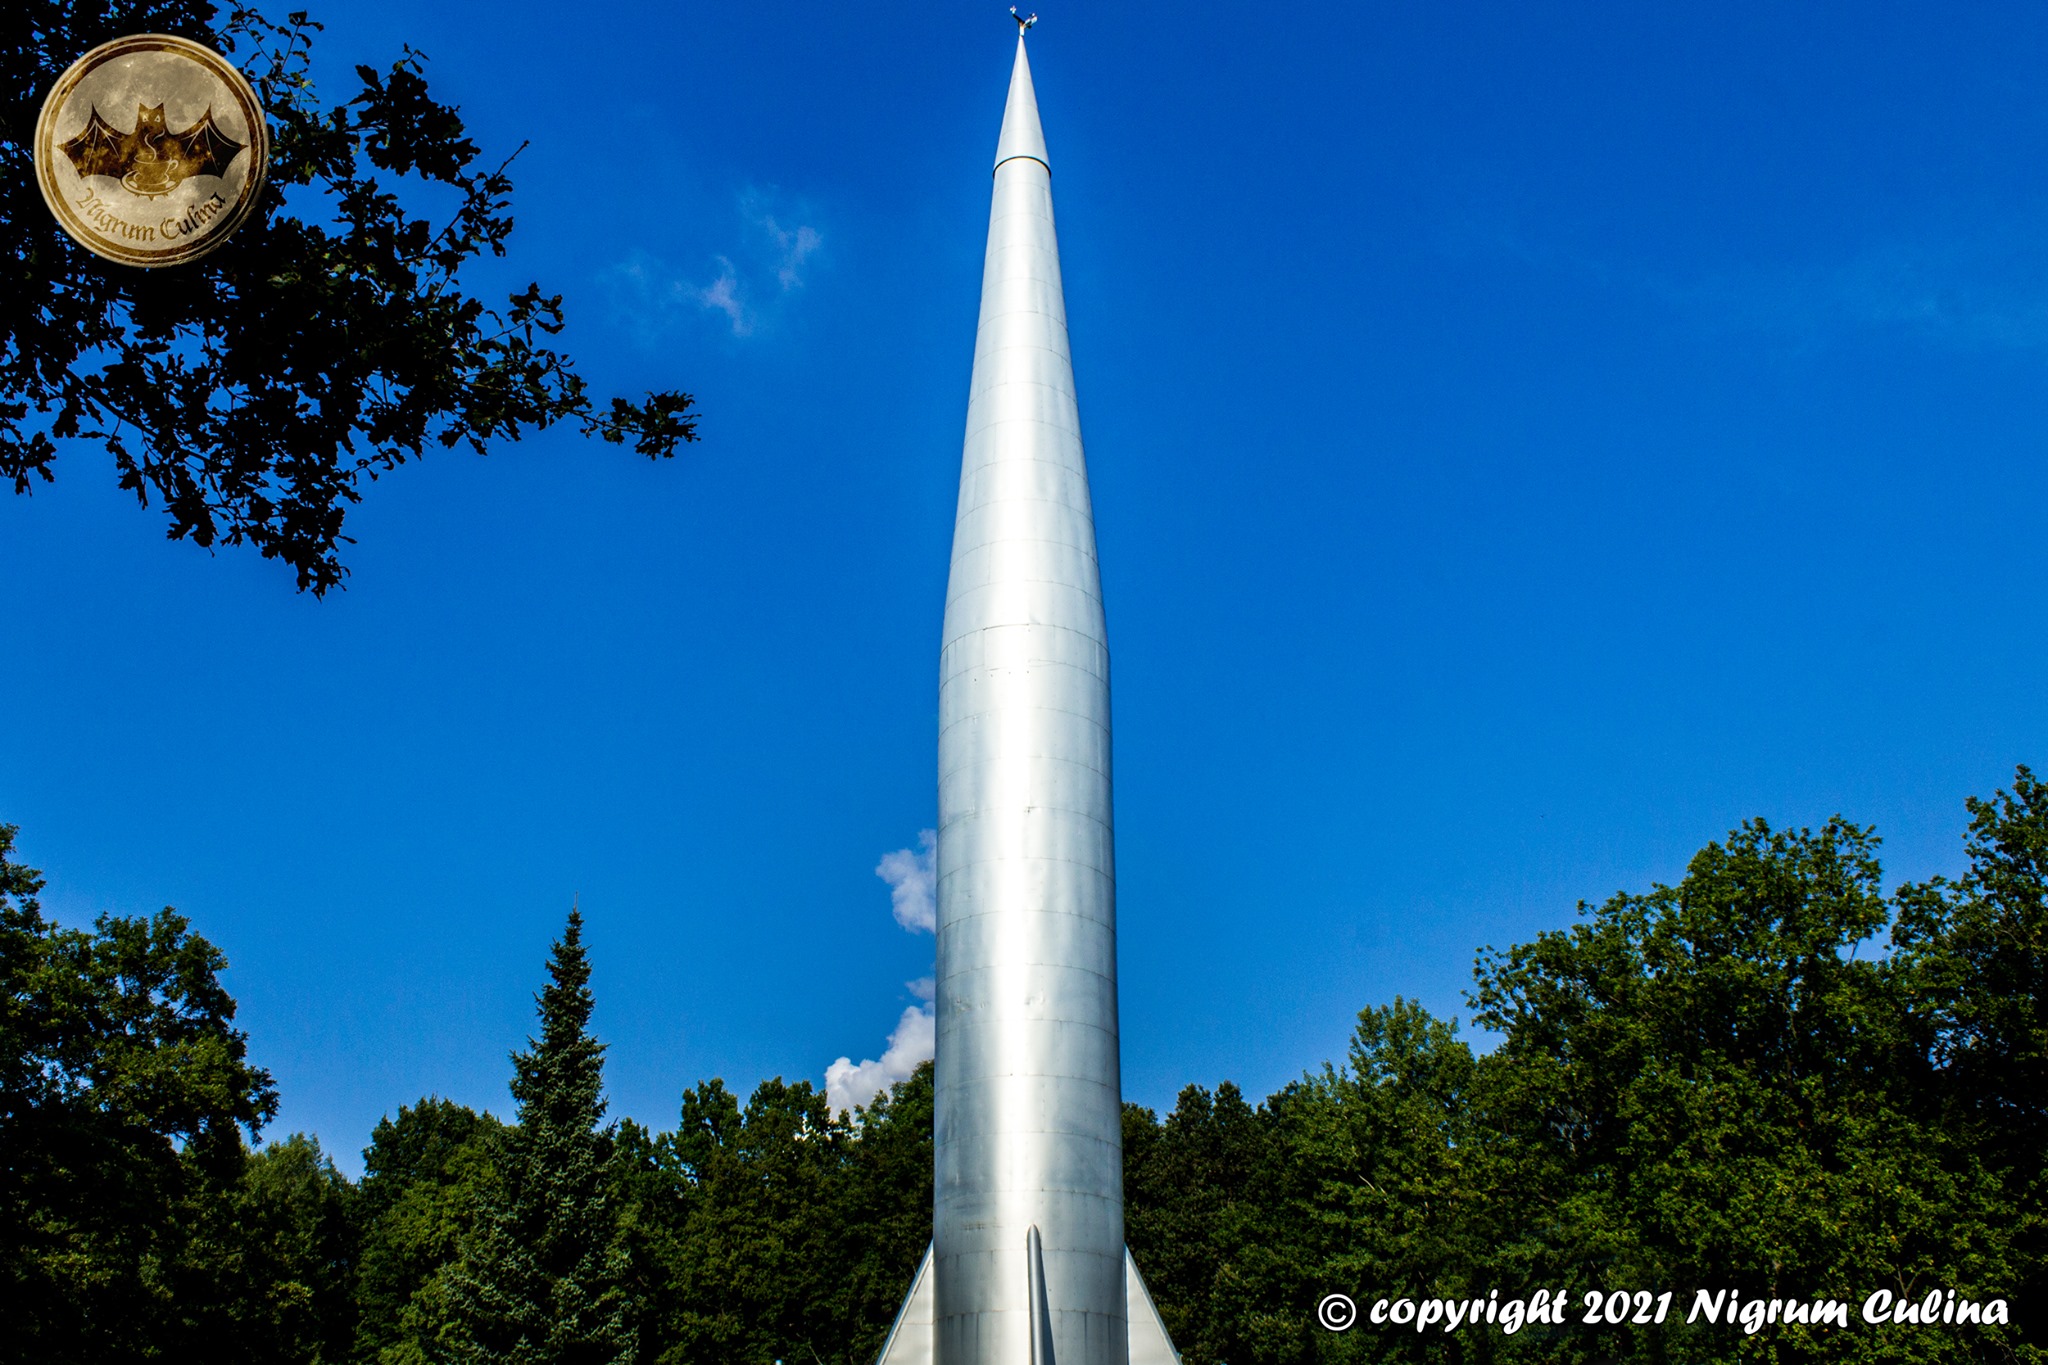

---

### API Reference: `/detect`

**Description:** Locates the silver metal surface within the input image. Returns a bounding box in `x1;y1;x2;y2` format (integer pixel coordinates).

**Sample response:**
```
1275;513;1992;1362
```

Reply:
1124;1253;1180;1365
932;34;1127;1365
878;1246;936;1365
879;1247;1180;1365
1026;1227;1057;1365
880;34;1180;1365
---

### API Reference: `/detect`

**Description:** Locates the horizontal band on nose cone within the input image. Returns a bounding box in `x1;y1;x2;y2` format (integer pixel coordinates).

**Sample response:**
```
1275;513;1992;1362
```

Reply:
993;37;1049;174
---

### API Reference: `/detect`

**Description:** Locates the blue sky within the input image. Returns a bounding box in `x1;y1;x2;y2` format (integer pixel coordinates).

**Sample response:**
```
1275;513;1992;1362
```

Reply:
7;1;2048;1172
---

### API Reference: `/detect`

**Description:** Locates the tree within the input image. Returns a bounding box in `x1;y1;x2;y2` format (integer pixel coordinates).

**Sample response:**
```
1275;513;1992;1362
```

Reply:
1124;1082;1304;1365
1468;816;2021;1364
3;1;697;594
615;1064;934;1365
353;1098;505;1363
441;909;634;1363
1282;1001;1491;1365
1123;1013;1496;1365
179;1133;360;1364
1892;767;2048;1339
1120;806;2045;1365
831;1060;937;1365
0;821;278;1362
641;1075;848;1365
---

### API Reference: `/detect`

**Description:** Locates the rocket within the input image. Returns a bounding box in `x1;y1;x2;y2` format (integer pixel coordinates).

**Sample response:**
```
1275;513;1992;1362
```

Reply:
877;30;1180;1365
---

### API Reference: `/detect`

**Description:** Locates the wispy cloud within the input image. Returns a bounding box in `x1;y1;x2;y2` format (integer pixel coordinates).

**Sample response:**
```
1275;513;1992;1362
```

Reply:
600;187;824;341
1708;235;2048;351
826;992;934;1115
745;189;823;292
1456;214;2048;353
877;829;937;934
695;256;749;335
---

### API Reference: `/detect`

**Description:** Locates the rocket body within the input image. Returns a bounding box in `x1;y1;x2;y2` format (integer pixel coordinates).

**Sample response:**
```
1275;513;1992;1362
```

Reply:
932;37;1127;1365
875;35;1178;1365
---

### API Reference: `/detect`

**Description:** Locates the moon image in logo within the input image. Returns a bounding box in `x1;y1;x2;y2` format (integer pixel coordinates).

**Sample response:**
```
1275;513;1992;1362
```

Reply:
35;34;268;268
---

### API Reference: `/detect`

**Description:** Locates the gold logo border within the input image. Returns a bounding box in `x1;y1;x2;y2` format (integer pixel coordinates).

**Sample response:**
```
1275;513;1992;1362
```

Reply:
35;33;270;269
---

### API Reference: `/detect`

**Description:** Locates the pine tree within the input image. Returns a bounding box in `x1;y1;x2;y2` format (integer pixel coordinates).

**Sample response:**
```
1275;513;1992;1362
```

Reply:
443;910;634;1364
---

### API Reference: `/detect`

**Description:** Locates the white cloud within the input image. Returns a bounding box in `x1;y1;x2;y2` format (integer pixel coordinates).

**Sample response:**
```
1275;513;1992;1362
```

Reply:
877;829;938;934
825;996;935;1115
768;219;823;290
742;189;824;291
693;256;751;336
825;836;942;1115
601;188;822;341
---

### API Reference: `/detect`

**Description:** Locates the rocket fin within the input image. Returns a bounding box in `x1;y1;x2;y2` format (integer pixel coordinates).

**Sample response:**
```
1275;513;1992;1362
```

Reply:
1125;1248;1182;1365
1026;1225;1058;1365
871;1240;1181;1365
875;1244;934;1365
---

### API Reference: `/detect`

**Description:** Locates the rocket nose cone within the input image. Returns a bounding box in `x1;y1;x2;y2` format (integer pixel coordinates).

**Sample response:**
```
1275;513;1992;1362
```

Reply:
993;36;1049;172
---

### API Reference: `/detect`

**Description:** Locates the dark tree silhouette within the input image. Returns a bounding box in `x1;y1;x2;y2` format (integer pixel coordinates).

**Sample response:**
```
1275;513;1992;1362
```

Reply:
3;1;697;593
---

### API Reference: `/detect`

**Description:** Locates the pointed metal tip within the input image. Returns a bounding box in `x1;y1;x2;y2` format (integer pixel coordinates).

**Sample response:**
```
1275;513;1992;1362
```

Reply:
993;22;1049;173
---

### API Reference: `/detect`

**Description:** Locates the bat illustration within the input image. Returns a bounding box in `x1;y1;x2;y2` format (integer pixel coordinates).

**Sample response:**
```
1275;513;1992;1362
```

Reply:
59;102;245;197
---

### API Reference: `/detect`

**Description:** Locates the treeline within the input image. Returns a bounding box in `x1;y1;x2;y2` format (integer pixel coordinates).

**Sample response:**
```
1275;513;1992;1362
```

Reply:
1126;780;2044;1365
3;771;2043;1364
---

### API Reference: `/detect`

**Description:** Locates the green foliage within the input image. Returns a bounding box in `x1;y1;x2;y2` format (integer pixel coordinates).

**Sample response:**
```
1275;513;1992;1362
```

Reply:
1119;794;2043;1364
439;909;635;1363
5;768;2045;1363
1892;767;2048;1342
180;1133;360;1363
1125;1081;1305;1365
0;823;278;1363
1285;1002;1491;1365
353;1098;505;1363
2;0;698;593
1462;816;2023;1363
619;1063;933;1365
654;1076;849;1364
343;945;934;1365
834;1062;938;1354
